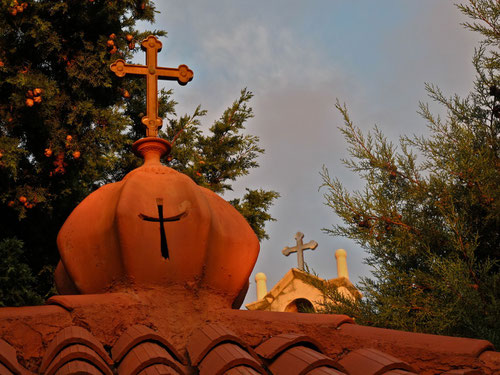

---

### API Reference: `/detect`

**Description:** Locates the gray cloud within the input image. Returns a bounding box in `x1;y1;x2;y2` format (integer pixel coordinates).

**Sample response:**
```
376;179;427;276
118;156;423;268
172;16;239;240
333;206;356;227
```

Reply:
142;1;480;307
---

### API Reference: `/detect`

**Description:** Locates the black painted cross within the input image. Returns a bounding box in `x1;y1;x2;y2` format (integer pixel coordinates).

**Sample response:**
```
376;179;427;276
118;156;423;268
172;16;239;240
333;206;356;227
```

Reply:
282;232;318;271
139;198;186;259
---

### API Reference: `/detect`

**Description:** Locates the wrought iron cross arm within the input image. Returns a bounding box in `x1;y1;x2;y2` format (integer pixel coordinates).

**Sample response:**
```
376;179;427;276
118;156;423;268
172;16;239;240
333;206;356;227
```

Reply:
156;65;193;85
304;240;318;250
110;60;148;77
282;246;294;256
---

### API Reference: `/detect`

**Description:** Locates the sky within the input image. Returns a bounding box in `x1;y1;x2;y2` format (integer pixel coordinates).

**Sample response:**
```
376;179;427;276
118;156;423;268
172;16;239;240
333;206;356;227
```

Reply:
137;1;481;307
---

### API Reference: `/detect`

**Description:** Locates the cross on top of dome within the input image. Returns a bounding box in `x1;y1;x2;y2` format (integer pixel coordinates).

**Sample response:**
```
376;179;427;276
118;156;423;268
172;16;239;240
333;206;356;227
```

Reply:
110;35;193;137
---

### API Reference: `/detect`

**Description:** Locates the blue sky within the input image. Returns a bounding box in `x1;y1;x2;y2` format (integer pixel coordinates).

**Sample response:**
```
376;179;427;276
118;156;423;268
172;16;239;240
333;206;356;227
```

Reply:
137;1;480;306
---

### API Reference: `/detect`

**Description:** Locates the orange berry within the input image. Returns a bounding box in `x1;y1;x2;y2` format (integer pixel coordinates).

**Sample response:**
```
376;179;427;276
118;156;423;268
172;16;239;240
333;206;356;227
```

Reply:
128;42;135;50
44;148;52;157
33;88;42;96
27;90;34;98
109;33;116;40
10;8;17;16
24;201;30;208
19;196;27;203
16;5;23;12
122;90;130;98
25;98;34;107
126;34;133;42
66;135;72;142
109;47;118;54
0;61;4;67
33;96;42;104
0;152;2;158
21;2;27;9
7;200;14;207
72;151;81;159
107;40;115;48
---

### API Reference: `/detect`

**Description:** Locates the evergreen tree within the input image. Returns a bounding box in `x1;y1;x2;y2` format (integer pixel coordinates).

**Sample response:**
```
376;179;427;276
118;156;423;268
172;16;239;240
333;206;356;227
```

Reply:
319;0;500;346
0;0;278;306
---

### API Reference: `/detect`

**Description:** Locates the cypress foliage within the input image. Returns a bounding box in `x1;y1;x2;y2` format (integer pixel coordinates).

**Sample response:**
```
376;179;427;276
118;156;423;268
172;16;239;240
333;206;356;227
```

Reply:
0;0;278;306
320;1;500;346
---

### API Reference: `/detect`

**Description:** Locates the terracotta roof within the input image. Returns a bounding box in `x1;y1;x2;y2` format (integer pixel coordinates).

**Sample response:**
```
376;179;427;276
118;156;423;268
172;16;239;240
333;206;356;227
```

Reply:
0;290;498;375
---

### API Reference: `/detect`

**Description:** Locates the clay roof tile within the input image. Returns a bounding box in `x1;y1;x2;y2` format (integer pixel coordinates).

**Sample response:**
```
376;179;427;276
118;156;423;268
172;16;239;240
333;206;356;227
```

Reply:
224;366;262;375
268;346;344;375
337;348;416;375
39;326;113;373
197;343;265;375
254;333;325;360
187;324;259;366
43;344;113;375
440;370;482;374
117;341;186;375
111;325;185;364
383;371;419;375
136;364;179;375
53;360;103;375
306;366;347;375
0;338;31;375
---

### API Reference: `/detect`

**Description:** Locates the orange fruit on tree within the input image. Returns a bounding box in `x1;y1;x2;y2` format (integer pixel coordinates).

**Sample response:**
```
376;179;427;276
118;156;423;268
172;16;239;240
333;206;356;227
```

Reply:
10;8;17;16
73;151;81;159
123;89;130;98
25;98;34;107
34;96;42;104
19;196;27;203
33;88;42;96
110;47;118;54
109;33;116;40
126;34;133;42
128;42;135;50
44;148;52;157
7;201;14;207
66;135;72;142
0;61;4;67
107;40;115;48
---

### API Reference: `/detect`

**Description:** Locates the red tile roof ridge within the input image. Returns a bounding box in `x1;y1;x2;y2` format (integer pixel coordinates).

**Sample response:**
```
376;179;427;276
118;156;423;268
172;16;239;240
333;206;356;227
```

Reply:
268;346;345;375
337;347;416;375
338;324;494;358
111;324;186;365
197;342;265;375
479;350;500;371
116;341;187;375
254;333;326;360
187;323;261;366
43;343;113;375
0;338;33;375
222;309;354;328
39;326;113;373
0;305;69;320
46;292;139;312
440;369;483;374
53;360;103;375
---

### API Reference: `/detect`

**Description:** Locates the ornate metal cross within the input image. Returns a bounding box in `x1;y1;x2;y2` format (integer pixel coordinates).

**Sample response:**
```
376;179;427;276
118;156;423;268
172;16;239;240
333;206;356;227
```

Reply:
110;35;193;137
282;232;318;271
139;198;186;260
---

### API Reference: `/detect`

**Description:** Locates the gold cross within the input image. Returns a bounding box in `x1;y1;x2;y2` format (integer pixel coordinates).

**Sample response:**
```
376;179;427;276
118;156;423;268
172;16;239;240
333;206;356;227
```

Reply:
110;35;194;137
